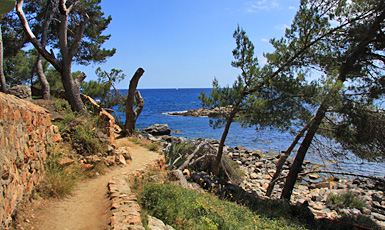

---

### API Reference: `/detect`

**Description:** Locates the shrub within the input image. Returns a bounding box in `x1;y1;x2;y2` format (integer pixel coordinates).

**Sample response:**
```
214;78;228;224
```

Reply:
326;192;366;211
138;182;306;230
37;151;82;198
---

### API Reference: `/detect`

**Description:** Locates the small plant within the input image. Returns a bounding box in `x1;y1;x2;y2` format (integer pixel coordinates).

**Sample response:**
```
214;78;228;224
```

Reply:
164;142;195;168
37;150;82;198
326;191;366;211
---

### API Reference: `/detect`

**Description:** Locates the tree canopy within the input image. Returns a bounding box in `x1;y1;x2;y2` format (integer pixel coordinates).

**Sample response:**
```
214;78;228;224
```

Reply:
200;0;385;199
16;0;116;115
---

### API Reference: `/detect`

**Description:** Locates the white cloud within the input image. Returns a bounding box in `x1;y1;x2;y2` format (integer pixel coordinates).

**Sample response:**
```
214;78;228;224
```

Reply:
260;38;269;42
245;0;280;13
288;6;296;10
275;24;290;30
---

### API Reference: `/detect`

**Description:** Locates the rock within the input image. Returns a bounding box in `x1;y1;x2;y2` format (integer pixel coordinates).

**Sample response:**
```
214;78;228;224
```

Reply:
308;174;320;180
57;156;75;166
85;155;101;164
147;215;166;230
104;156;116;166
255;162;263;168
81;163;94;171
372;212;385;221
182;169;190;176
362;207;371;215
143;124;171;136
114;147;132;161
250;173;259;179
310;202;327;210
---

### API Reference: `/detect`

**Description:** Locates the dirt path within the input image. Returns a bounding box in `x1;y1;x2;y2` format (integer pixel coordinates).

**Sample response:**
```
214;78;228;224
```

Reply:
16;138;160;230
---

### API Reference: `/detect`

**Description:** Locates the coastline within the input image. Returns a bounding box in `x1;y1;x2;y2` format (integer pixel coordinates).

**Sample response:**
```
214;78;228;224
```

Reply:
139;126;385;226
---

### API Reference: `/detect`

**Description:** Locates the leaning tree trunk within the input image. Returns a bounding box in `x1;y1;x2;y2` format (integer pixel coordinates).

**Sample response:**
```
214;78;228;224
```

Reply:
281;103;327;200
61;61;87;116
0;25;7;93
280;5;385;200
124;68;145;136
212;110;237;175
265;119;312;197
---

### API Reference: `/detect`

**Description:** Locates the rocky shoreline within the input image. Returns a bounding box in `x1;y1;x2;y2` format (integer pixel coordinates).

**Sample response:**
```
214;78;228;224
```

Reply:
165;106;233;117
140;124;385;228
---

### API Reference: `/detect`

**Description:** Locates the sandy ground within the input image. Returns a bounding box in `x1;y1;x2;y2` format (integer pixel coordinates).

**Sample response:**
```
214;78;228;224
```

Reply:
13;138;160;230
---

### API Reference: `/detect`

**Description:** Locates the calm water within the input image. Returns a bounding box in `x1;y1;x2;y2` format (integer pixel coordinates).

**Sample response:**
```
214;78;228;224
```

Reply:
115;88;385;178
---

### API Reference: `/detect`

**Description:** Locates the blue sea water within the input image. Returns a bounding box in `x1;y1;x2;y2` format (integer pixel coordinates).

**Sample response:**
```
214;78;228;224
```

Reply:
115;88;385;178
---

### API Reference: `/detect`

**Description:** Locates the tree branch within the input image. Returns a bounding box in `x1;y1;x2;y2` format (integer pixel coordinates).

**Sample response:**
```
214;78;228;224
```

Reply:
16;0;61;72
69;13;89;59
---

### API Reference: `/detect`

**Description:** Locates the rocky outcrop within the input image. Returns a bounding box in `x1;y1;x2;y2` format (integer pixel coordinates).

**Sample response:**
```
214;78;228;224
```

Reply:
143;124;171;136
8;85;32;100
166;107;233;117
0;92;60;228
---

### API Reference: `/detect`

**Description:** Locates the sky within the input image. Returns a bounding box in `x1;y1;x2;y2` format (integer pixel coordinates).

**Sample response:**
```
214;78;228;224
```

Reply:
73;0;300;89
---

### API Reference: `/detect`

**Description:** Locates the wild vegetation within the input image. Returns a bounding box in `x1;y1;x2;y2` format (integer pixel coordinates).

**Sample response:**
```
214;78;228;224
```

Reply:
200;0;385;200
36;98;109;198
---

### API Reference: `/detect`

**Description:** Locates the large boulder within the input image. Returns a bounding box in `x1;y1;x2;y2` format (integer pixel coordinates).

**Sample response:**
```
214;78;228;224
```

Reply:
143;124;171;136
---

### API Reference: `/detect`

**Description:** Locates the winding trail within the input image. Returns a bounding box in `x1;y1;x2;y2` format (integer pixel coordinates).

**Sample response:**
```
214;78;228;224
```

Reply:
18;138;160;230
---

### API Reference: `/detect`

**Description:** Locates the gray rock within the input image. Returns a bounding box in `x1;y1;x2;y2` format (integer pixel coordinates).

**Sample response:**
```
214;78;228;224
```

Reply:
143;124;171;136
147;215;174;229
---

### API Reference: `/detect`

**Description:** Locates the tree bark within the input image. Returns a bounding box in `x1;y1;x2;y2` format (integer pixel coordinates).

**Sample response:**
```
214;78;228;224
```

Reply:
280;5;385;200
265;119;312;197
124;68;145;136
0;25;7;93
16;0;89;116
35;0;58;100
212;110;236;175
36;54;50;99
281;102;328;200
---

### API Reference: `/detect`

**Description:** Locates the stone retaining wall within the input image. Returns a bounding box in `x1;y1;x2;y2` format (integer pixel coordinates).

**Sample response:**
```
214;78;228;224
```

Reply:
0;92;60;228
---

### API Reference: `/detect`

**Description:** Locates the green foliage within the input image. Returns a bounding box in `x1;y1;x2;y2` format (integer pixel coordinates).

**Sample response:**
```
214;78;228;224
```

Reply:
21;0;116;66
140;183;305;230
326;192;366;211
70;117;105;156
164;142;195;167
52;99;105;156
81;67;126;109
199;26;316;132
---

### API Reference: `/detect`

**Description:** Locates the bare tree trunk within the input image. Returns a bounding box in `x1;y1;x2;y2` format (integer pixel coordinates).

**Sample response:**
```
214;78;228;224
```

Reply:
124;68;145;136
265;119;312;197
35;0;58;100
36;54;50;99
0;25;7;93
61;61;87;115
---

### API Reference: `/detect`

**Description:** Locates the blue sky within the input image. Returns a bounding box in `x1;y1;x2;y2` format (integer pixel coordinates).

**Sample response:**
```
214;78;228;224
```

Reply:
73;0;299;89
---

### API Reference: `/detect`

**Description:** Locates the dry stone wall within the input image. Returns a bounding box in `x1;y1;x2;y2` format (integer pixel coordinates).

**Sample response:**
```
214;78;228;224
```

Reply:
0;92;60;228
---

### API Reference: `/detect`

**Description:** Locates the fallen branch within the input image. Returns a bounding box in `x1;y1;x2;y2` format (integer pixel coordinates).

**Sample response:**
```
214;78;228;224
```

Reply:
185;154;217;169
178;140;208;170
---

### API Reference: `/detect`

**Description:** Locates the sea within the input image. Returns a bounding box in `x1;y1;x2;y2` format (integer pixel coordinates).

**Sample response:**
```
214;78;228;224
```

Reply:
114;88;385;178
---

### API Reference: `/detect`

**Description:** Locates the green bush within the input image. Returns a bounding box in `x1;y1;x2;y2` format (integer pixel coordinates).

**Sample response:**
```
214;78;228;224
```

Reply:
139;183;306;230
326;192;366;211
